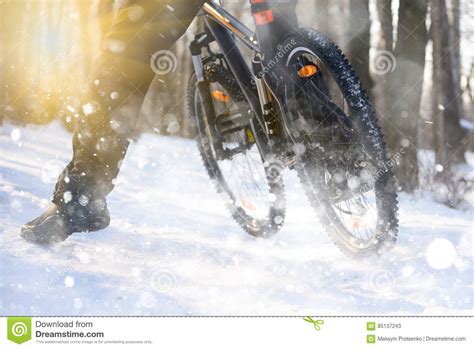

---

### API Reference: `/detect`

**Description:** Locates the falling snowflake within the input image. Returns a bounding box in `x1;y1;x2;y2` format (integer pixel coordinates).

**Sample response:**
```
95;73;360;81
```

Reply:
63;191;72;203
78;195;89;206
274;215;284;225
73;298;83;310
82;102;99;116
64;276;75;288
425;238;457;270
10;128;21;142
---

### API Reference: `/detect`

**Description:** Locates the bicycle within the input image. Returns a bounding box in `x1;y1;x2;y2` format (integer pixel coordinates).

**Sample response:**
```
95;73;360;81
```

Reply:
186;0;398;258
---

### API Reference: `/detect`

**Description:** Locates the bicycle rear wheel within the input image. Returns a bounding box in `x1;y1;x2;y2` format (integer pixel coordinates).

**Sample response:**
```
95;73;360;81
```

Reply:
187;62;286;237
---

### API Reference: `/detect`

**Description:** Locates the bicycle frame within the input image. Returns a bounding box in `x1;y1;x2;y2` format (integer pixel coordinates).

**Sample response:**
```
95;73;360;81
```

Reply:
202;2;261;53
190;0;297;155
188;2;399;256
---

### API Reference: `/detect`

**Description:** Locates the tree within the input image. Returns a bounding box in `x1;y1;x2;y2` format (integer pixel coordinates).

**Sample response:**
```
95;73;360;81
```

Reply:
375;0;393;133
384;0;428;192
346;0;373;100
314;0;331;36
431;0;466;172
376;0;393;52
448;0;464;131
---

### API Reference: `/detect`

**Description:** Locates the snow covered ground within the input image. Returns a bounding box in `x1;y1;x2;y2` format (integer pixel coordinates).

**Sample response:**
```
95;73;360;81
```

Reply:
0;122;472;316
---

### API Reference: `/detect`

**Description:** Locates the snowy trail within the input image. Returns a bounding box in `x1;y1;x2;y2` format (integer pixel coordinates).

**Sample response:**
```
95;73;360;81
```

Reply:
0;123;472;315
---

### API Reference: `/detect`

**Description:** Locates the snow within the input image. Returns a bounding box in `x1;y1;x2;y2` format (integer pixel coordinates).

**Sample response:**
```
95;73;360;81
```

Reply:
460;118;474;131
0;122;472;316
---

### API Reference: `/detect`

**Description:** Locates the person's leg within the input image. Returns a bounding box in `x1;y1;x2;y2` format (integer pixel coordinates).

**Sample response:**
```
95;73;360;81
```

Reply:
22;0;206;243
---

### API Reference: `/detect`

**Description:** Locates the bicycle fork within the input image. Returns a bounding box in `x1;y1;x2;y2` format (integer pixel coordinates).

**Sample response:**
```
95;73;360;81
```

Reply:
252;54;301;168
188;25;289;166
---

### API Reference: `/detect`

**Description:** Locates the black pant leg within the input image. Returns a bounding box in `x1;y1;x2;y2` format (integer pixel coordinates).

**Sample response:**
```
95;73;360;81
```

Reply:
53;0;206;209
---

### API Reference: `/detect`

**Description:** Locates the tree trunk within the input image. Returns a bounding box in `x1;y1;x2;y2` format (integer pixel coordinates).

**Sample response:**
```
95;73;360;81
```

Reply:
448;0;464;129
385;0;428;192
431;0;466;170
376;0;393;51
314;0;331;36
347;0;373;100
374;0;393;133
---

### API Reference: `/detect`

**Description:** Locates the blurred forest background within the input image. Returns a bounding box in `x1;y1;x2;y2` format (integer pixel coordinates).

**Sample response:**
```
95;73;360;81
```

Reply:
0;0;473;206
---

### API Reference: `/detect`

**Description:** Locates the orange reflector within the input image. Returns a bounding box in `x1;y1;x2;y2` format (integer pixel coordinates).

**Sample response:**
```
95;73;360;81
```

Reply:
298;65;318;78
211;90;230;102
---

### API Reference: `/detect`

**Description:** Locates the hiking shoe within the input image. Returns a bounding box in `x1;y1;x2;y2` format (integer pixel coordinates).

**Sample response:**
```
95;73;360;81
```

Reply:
21;202;110;244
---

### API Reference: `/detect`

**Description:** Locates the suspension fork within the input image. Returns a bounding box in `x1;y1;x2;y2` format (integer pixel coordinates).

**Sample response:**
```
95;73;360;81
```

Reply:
251;54;281;136
189;2;292;159
189;32;225;157
189;23;275;159
247;0;300;158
